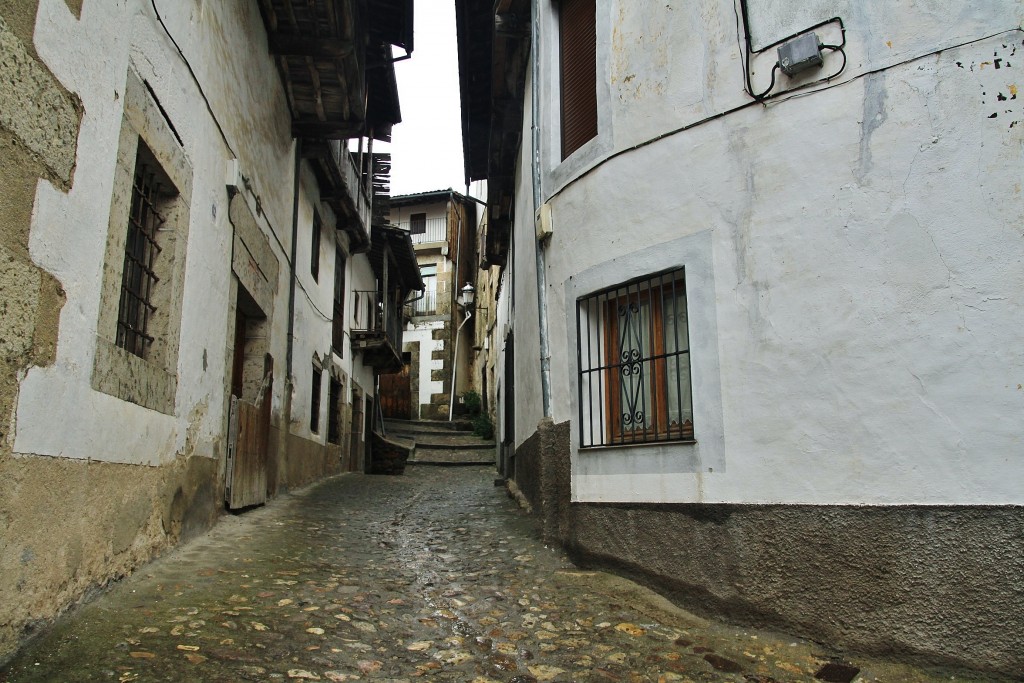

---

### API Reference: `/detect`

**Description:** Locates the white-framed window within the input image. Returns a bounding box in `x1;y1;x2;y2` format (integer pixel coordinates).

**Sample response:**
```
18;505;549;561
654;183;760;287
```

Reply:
577;267;693;448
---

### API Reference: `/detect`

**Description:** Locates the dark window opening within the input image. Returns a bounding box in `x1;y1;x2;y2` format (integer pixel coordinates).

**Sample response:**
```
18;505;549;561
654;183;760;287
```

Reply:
311;363;322;434
333;248;347;354
409;212;427;234
328;377;342;444
311;212;322;282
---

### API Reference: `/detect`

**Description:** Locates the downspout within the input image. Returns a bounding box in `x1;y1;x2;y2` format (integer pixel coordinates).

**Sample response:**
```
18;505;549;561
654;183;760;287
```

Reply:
281;138;303;491
448;191;466;420
531;0;553;419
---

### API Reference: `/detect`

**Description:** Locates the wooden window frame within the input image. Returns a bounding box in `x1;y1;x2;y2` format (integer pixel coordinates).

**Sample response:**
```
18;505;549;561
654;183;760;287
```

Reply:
311;211;322;282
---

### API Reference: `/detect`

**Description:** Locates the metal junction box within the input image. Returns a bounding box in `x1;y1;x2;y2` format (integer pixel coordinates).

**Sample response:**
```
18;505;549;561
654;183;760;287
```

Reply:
778;32;823;76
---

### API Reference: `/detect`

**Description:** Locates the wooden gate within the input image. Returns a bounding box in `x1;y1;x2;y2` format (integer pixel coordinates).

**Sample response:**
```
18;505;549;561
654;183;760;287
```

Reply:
225;376;271;509
379;364;411;419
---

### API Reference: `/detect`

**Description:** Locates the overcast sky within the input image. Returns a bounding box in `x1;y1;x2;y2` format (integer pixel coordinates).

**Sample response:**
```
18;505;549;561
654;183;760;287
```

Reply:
382;1;466;197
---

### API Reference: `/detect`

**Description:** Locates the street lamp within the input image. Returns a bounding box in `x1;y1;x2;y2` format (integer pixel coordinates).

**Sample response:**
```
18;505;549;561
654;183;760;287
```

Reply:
457;282;476;309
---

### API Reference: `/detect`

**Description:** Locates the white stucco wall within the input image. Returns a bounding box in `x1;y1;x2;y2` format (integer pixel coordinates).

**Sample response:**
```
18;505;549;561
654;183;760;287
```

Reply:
517;1;1023;505
12;0;372;465
403;322;445;417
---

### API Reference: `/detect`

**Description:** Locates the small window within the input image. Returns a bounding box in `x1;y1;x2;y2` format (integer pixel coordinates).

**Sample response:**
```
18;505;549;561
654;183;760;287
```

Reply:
576;267;693;447
327;377;342;444
560;0;597;160
333;248;347;353
311;211;322;282
409;212;427;234
116;142;176;359
311;363;322;434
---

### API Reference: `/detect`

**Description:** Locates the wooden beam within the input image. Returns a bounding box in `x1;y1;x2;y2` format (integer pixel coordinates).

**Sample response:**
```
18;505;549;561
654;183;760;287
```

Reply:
291;119;364;138
305;57;328;122
267;33;355;59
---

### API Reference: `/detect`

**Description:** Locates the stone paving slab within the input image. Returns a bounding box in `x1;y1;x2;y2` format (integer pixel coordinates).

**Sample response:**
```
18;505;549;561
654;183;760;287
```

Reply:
0;467;1006;683
408;449;496;466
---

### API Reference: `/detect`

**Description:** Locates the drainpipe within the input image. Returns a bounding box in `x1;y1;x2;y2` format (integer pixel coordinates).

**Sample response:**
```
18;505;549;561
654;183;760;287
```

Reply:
448;191;465;420
281;138;302;486
531;0;553;419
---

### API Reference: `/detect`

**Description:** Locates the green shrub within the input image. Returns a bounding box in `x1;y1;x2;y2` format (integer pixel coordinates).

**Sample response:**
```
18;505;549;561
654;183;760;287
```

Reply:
461;390;482;416
472;413;494;440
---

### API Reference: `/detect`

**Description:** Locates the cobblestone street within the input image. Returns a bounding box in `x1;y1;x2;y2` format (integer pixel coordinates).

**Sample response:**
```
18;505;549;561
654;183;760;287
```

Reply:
0;467;1001;683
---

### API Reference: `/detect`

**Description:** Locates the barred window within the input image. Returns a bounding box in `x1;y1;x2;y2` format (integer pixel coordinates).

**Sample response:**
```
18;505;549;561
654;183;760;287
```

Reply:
576;268;693;448
116;142;174;359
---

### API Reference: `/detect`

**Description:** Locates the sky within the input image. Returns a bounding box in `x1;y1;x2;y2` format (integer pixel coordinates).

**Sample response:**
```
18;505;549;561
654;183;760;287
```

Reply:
381;1;467;197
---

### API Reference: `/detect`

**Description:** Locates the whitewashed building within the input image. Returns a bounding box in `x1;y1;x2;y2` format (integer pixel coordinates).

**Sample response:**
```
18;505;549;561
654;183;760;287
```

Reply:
0;0;418;660
389;190;477;420
458;0;1024;674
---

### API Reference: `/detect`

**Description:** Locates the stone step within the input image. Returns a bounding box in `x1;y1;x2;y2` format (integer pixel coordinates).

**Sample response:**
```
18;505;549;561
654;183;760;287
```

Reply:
384;418;474;435
409;446;496;466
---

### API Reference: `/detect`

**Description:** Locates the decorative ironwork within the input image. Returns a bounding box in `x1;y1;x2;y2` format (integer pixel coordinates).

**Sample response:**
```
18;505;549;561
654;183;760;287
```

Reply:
576;267;694;448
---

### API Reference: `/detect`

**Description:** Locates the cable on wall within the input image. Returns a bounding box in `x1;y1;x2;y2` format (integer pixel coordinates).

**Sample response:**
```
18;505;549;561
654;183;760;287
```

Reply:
150;0;335;325
546;27;1023;206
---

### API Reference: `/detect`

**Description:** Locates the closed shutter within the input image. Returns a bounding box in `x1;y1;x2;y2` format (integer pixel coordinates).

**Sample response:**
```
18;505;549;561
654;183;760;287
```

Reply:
560;0;597;160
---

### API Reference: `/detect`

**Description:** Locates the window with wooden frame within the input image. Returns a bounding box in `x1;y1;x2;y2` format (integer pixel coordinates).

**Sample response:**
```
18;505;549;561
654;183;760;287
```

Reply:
559;0;598;160
577;268;693;447
311;211;322;282
333;248;347;354
311;362;322;434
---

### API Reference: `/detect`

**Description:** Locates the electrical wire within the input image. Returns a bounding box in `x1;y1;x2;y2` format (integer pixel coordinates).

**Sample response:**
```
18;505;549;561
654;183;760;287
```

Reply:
150;0;336;324
546;26;1022;206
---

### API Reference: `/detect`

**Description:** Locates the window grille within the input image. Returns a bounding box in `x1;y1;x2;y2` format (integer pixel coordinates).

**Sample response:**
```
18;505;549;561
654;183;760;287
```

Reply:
116;144;167;359
576;267;693;448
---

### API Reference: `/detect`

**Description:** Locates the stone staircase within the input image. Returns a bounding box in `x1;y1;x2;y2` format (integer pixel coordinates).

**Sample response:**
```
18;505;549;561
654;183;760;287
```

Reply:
383;418;496;466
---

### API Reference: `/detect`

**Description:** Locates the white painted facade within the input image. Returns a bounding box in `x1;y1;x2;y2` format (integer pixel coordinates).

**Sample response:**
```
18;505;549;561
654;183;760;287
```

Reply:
12;0;376;470
509;1;1023;505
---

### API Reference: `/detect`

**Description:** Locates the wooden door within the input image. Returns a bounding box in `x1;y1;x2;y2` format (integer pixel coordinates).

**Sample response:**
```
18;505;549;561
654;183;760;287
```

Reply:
225;379;270;509
379;364;411;419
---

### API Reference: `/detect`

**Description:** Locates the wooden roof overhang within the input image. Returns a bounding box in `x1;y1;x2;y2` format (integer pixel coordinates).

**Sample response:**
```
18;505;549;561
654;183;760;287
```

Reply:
455;0;530;268
257;0;410;141
370;225;424;294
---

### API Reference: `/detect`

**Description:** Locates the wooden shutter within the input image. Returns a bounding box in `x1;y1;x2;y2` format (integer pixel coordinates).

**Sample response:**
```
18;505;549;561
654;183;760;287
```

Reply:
560;0;597;160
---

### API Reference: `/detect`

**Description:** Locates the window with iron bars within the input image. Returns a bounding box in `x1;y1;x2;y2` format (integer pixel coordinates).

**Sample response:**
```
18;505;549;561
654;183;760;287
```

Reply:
576;267;693;448
116;142;173;359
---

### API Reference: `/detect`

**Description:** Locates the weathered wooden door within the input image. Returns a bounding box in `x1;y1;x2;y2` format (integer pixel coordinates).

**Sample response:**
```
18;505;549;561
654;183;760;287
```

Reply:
379;364;411;419
226;381;271;509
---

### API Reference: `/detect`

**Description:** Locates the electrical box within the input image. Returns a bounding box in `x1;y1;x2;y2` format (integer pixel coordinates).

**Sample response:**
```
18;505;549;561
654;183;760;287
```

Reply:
535;202;552;242
777;32;823;76
225;158;242;193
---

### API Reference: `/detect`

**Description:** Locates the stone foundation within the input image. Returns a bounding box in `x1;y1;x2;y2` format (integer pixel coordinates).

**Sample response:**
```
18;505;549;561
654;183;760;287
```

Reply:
0;453;220;664
515;419;1024;676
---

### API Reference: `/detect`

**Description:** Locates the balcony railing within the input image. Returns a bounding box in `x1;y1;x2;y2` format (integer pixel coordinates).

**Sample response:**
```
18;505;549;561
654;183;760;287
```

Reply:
398;217;447;244
405;290;437;316
352;289;401;350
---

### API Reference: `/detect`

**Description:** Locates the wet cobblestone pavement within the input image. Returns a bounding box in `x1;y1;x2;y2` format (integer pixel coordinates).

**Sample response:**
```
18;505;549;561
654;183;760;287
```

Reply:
0;467;1004;682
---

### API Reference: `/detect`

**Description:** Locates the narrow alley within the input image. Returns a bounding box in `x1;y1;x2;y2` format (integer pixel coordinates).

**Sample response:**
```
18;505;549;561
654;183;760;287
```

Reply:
0;466;998;683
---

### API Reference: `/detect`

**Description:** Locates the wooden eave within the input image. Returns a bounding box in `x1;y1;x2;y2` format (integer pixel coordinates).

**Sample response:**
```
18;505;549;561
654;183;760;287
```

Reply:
258;0;408;141
454;0;530;268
